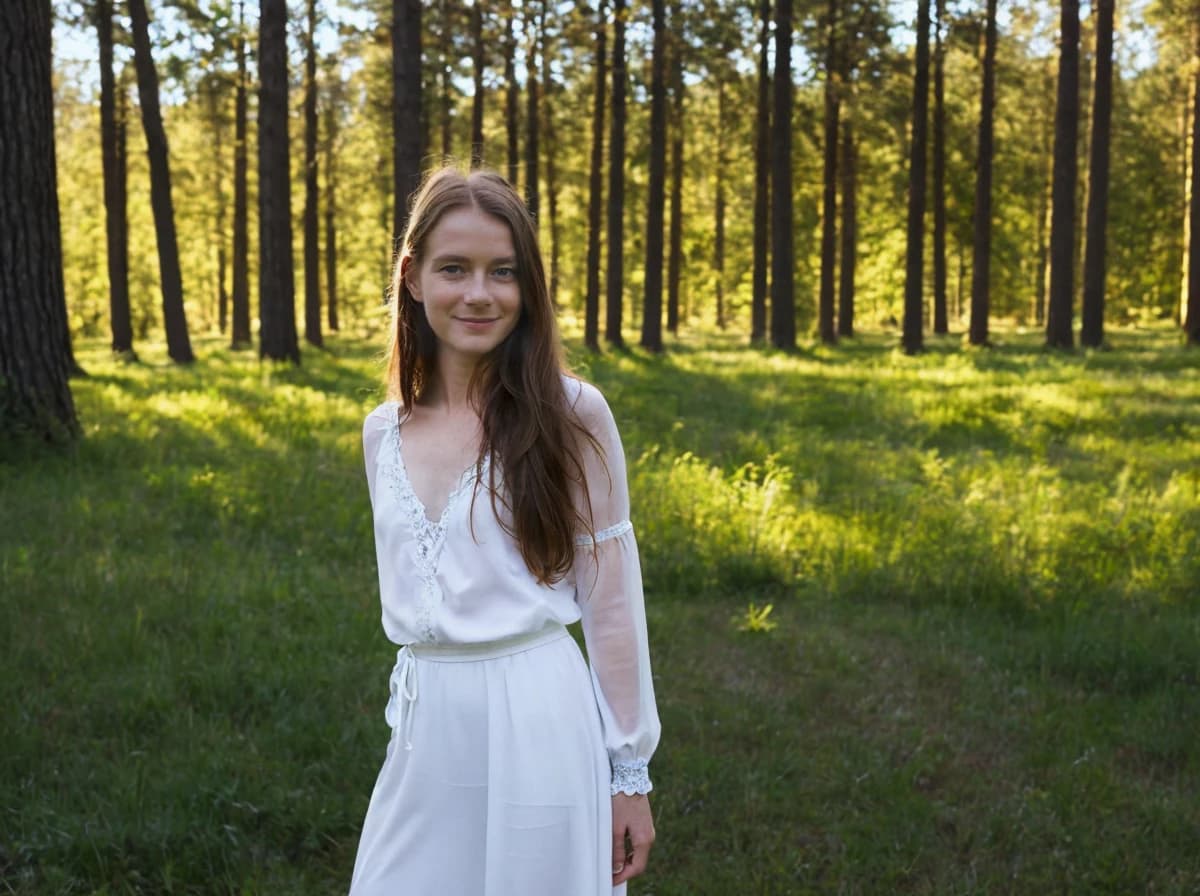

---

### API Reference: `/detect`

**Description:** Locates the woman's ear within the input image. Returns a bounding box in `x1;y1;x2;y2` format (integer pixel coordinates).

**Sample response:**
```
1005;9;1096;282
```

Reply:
401;255;422;303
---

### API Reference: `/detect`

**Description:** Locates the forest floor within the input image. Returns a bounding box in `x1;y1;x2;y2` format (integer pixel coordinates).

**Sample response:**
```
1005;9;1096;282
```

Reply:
2;325;1199;895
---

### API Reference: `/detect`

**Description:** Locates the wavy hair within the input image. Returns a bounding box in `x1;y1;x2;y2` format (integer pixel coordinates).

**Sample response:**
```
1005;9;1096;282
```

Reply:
385;167;598;584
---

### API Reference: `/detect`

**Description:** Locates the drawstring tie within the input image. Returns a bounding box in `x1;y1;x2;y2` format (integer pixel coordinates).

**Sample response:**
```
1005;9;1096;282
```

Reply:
385;646;419;751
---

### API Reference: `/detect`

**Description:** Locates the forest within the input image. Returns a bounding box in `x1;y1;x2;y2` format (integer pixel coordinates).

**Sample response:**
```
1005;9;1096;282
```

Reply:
2;0;1200;893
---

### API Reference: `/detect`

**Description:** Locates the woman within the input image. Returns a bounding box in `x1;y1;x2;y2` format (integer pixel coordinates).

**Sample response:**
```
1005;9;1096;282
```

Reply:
351;167;660;896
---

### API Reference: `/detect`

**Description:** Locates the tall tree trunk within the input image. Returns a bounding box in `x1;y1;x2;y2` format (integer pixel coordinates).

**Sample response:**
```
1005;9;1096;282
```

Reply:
0;0;79;441
751;0;770;344
129;0;193;363
1046;0;1080;349
641;0;667;350
439;0;452;160
1080;0;1113;349
470;1;485;168
902;0;931;355
505;4;519;186
304;0;322;348
258;0;299;363
97;0;133;357
210;81;228;337
1187;20;1200;345
231;0;251;349
932;0;948;334
770;0;795;350
714;77;727;331
667;10;684;336
970;0;997;346
838;118;857;337
325;70;339;332
606;0;627;347
394;0;423;239
584;0;607;352
818;0;839;345
543;28;560;304
525;4;541;221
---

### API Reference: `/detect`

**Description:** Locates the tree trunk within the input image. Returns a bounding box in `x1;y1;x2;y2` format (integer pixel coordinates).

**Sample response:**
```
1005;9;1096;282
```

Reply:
1187;21;1200;345
325;69;339;332
394;0;423;239
258;0;299;363
714;77;727;331
439;0;452;160
210;80;228;338
505;5;519;186
751;0;770;344
770;0;795;350
304;0;322;348
641;0;666;350
932;0;948;334
231;0;251;349
902;0;931;355
525;4;541;221
667;9;684;336
838;118;857;337
543;27;560;305
97;0;133;357
1080;0;1113;349
0;0;79;442
606;0;627;347
1046;0;1080;349
584;0;607;352
470;1;485;168
129;0;193;363
969;0;997;346
819;0;839;345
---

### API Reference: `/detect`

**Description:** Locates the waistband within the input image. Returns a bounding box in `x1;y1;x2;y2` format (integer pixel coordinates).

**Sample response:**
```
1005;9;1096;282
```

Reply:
404;621;570;663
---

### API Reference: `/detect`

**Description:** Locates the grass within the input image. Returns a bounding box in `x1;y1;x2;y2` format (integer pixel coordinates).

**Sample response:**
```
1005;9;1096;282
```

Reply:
2;325;1198;894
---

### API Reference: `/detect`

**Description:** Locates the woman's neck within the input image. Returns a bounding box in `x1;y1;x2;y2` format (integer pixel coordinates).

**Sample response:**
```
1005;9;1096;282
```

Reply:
424;353;481;414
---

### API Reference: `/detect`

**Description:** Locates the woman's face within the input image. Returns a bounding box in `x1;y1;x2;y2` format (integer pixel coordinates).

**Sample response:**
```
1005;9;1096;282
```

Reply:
407;204;522;367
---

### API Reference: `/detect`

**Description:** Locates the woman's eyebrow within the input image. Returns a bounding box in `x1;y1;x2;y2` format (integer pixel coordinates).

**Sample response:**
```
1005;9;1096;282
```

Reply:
430;254;517;266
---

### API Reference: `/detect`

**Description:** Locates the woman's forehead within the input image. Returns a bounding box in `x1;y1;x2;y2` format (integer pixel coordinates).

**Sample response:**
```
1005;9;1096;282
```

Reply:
426;205;514;256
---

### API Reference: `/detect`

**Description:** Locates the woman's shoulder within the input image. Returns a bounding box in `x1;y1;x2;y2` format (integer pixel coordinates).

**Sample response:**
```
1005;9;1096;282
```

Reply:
363;399;402;436
560;374;617;438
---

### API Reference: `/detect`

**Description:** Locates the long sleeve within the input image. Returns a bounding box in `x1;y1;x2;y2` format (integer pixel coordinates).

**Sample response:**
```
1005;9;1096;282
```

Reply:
569;381;661;796
363;402;398;509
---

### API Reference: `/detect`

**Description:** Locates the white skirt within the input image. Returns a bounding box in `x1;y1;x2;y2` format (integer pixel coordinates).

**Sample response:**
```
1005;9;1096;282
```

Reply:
349;624;625;896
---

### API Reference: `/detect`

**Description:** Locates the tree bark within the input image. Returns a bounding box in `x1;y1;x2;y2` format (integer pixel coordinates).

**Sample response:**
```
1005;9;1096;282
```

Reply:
0;0;79;442
667;13;684;336
838;118;857;337
1187;20;1200;345
902;0;930;355
505;4;519;187
751;0;770;344
932;0;948;334
470;1;485;168
819;0;839;345
1080;0;1113;349
969;0;997;346
96;0;133;357
304;0;323;348
714;77;727;331
1046;0;1080;349
258;0;299;363
770;0;795;350
641;0;667;351
231;0;251;349
325;68;339;332
606;0;628;347
394;0;423;239
208;79;229;337
584;0;607;352
129;0;193;363
542;26;560;304
525;3;541;221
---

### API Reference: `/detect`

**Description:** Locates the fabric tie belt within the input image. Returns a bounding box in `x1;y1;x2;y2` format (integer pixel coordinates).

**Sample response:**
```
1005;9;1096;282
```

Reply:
385;622;570;751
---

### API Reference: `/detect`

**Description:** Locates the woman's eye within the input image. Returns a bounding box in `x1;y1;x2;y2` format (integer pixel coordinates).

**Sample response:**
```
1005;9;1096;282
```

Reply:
493;267;515;278
440;264;463;275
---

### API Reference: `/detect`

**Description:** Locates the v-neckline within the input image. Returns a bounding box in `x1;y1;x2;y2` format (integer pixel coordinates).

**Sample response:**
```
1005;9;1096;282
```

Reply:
394;409;484;527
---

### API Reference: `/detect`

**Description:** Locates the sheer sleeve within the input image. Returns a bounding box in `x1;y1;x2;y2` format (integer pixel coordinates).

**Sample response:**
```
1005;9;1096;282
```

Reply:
569;380;661;796
362;402;398;508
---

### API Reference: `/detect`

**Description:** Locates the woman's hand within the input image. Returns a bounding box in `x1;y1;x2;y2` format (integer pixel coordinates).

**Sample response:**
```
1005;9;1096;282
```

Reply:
611;792;655;885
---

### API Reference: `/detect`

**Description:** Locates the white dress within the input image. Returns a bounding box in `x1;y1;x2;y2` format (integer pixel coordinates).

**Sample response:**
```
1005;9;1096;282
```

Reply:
349;377;661;896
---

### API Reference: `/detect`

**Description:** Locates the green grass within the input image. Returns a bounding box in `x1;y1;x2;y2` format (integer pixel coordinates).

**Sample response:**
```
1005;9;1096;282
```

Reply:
2;326;1199;894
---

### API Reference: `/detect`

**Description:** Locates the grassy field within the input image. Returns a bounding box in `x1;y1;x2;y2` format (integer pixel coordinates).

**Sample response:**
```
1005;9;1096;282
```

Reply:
2;326;1198;894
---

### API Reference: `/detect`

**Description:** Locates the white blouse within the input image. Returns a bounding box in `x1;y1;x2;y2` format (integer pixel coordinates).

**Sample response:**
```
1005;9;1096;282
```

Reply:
362;377;661;795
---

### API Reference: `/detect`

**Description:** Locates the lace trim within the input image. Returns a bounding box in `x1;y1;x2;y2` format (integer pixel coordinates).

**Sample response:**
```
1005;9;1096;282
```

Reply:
574;519;633;547
381;421;487;643
611;758;653;796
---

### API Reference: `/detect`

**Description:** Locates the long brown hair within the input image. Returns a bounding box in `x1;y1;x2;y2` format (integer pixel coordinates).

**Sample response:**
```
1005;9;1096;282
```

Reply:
386;167;598;583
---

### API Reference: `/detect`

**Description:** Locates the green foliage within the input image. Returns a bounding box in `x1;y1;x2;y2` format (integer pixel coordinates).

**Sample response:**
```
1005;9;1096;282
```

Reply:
3;328;1200;893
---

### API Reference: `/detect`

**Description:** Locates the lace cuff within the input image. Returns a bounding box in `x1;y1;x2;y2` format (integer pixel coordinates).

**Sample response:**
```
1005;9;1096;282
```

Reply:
611;758;653;796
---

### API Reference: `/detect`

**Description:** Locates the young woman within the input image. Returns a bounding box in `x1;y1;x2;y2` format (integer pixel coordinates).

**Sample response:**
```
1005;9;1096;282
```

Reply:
351;167;660;896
